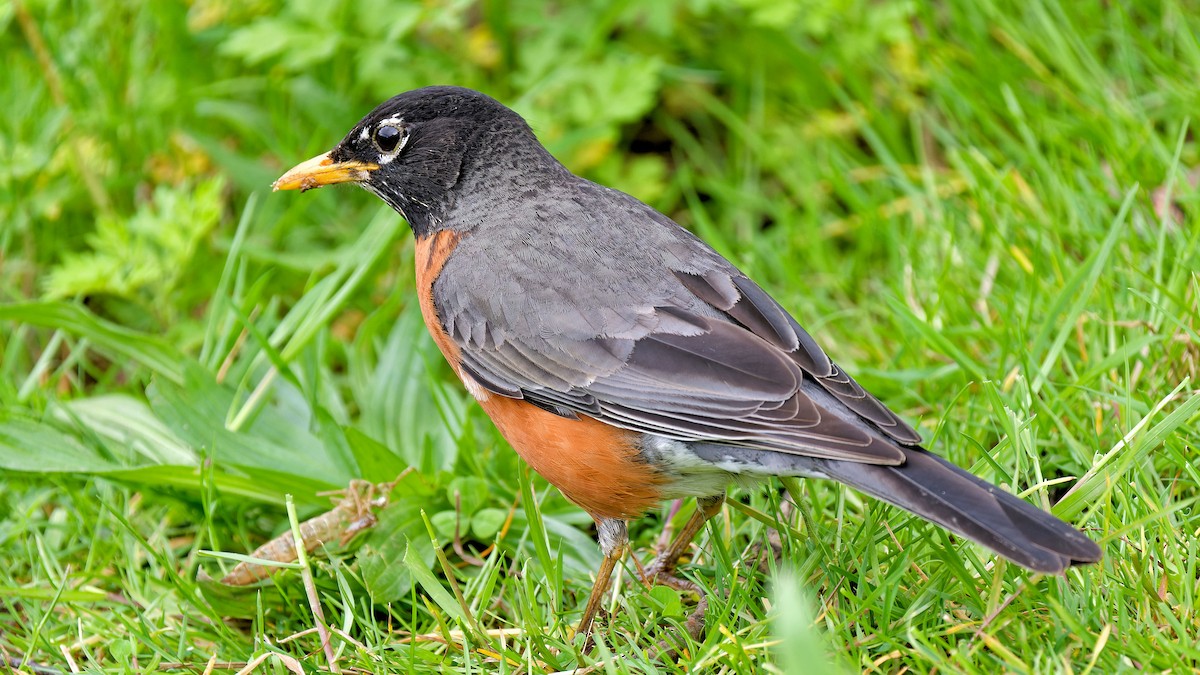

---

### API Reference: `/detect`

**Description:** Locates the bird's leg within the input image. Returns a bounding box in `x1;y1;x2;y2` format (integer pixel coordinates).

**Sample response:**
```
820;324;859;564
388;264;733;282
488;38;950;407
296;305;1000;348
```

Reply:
644;494;724;579
654;499;685;555
576;518;628;645
641;493;725;640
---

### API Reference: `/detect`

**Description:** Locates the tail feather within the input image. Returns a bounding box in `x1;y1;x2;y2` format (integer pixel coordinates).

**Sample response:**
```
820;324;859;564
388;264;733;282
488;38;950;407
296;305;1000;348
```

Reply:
690;442;1101;572
814;447;1102;572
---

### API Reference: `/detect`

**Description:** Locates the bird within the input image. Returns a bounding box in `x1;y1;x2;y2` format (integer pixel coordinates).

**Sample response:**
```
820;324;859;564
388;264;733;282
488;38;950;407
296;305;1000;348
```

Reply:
273;85;1102;641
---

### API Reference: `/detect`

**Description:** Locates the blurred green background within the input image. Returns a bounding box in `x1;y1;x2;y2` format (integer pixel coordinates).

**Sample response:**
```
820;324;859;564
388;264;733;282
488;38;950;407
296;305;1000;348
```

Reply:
2;0;1198;672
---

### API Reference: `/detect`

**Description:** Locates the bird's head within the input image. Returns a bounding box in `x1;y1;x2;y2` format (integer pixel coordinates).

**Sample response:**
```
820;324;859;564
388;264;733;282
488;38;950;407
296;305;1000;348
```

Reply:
273;86;551;232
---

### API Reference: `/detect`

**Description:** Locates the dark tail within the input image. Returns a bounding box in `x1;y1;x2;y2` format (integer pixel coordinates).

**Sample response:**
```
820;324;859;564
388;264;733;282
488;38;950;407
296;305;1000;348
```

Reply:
814;447;1102;573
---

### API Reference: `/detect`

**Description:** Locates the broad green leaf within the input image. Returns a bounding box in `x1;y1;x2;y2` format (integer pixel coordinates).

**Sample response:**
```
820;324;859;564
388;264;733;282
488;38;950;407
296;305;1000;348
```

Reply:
429;511;458;541
647;585;683;616
446;476;488;515
0;302;185;384
59;394;194;466
105;465;331;506
471;508;507;540
0;418;120;473
358;493;436;603
342;426;407;484
146;364;347;488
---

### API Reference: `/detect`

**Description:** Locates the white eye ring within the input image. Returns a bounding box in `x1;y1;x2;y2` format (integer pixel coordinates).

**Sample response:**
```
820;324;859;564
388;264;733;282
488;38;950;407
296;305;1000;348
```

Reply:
370;117;408;164
373;124;406;154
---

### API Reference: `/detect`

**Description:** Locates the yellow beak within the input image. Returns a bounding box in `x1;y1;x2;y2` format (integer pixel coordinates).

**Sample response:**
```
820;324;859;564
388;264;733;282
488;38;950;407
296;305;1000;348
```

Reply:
272;152;378;192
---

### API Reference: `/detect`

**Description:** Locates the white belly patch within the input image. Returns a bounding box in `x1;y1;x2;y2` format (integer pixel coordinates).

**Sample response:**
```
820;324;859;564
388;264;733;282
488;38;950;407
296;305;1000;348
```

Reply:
639;435;828;500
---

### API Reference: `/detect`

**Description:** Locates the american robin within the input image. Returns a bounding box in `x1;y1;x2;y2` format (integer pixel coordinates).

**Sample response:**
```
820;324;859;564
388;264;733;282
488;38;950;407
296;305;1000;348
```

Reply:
273;86;1102;639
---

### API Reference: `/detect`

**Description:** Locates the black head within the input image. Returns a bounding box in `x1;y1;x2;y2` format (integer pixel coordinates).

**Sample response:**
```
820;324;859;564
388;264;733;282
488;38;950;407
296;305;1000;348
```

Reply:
274;86;558;234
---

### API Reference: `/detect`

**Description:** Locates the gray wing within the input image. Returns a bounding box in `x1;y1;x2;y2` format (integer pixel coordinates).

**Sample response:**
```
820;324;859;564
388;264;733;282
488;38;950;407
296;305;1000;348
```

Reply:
436;180;922;464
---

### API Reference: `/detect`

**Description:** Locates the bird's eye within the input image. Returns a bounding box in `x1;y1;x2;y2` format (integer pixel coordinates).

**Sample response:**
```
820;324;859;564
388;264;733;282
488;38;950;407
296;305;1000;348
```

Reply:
373;124;405;154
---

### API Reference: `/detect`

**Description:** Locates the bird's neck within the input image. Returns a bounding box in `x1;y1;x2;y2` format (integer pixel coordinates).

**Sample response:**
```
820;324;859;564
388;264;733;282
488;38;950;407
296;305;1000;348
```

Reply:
406;126;570;239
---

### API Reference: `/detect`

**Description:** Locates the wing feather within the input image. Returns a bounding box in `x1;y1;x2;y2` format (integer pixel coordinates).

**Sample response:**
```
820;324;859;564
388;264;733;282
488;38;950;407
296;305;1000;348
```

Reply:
432;179;921;461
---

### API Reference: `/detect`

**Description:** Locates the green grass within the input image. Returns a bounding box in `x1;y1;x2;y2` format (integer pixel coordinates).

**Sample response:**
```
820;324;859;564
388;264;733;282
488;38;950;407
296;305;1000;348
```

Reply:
2;0;1199;672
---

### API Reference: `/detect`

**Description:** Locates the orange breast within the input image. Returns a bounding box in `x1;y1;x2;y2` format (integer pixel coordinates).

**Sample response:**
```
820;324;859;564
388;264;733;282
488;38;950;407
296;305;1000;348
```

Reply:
412;230;664;520
477;394;664;520
414;230;466;366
